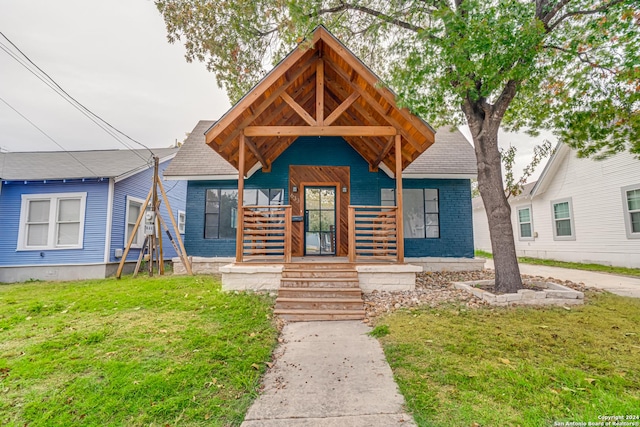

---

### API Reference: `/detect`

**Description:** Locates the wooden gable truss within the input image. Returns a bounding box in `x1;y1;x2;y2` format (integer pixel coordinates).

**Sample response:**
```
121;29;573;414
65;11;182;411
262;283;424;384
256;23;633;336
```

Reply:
204;26;436;176
204;26;440;264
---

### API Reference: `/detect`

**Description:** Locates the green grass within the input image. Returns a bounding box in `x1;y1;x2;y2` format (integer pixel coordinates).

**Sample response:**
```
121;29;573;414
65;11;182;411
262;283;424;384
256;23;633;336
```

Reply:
474;250;640;277
0;275;278;427
376;293;640;426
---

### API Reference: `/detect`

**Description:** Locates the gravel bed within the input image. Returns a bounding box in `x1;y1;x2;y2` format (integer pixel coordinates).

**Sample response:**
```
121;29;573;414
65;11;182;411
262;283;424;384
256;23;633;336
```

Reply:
363;269;595;322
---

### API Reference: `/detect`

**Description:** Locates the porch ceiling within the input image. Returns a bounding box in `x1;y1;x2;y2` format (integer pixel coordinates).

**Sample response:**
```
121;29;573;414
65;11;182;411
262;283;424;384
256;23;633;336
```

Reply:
205;26;436;175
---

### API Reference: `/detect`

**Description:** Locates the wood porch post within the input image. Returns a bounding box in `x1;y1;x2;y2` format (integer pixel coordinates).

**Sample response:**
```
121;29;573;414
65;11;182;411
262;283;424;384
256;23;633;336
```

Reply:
235;134;246;262
395;134;405;263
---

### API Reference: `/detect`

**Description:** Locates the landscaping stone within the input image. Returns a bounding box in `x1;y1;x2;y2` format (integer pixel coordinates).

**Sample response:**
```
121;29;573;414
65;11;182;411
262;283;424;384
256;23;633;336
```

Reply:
362;270;594;319
452;277;584;307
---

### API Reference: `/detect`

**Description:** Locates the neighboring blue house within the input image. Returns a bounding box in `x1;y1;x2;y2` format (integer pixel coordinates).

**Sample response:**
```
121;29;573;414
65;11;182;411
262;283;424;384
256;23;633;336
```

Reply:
0;148;186;282
163;28;480;274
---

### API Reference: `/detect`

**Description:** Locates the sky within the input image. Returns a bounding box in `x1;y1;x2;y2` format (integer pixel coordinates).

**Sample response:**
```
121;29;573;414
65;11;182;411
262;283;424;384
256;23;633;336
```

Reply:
0;0;551;182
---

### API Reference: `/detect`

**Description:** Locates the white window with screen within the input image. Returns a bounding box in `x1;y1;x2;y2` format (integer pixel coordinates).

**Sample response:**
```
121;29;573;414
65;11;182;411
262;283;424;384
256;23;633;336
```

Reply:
516;205;534;240
18;192;87;250
125;196;148;248
551;198;575;240
177;210;186;234
622;184;640;239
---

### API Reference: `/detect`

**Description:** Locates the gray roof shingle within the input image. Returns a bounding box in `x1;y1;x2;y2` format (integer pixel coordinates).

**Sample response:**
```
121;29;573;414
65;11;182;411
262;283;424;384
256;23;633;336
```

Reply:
404;127;476;176
164;122;477;178
0;148;177;181
163;120;236;178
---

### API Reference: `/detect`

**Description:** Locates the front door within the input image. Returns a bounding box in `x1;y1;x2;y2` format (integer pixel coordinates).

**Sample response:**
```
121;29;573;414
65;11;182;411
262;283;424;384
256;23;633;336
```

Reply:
304;187;336;255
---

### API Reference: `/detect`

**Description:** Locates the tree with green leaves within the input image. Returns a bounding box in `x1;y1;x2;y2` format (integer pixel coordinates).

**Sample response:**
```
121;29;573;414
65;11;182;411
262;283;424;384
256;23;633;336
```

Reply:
156;0;639;293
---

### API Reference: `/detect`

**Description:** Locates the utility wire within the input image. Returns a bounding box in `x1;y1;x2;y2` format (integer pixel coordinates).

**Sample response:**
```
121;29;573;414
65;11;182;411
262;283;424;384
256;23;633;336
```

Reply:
0;38;150;163
0;95;99;177
0;31;155;162
0;42;146;160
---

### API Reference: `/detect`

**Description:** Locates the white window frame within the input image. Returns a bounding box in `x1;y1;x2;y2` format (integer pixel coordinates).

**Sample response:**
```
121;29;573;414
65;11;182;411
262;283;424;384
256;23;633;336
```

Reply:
551;198;576;241
177;210;186;234
125;196;147;248
622;184;640;239
17;192;87;250
516;205;534;241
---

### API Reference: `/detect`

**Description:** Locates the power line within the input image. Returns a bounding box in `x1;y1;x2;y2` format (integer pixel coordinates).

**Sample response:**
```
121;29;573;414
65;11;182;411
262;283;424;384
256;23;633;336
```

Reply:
0;95;99;177
0;37;150;163
0;31;155;161
0;41;147;160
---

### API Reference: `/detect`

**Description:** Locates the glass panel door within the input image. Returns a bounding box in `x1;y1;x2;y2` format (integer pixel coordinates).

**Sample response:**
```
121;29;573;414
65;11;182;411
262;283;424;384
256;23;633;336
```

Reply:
304;187;336;255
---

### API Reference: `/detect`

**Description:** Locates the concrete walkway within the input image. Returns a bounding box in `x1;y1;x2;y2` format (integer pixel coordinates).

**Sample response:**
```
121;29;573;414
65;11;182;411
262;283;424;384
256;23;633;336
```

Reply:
241;321;415;426
485;259;640;298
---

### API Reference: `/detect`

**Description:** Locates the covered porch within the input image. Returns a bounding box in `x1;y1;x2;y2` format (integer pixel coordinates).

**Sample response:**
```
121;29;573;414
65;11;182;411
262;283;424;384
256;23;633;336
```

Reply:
203;27;437;269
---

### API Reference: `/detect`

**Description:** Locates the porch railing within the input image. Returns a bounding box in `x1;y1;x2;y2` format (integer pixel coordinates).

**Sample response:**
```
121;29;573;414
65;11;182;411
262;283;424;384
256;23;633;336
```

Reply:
238;205;292;263
348;205;402;262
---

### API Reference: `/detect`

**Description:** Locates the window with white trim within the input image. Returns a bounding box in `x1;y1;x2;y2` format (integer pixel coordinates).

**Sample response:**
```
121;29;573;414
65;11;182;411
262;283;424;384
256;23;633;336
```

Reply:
125;196;148;248
516;206;533;240
551;198;575;240
178;210;186;234
622;185;640;239
18;193;86;250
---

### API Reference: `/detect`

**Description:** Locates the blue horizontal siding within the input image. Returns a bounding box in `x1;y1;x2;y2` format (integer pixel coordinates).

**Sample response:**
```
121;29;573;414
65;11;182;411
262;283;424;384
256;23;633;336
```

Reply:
0;180;108;266
184;136;473;258
110;159;187;262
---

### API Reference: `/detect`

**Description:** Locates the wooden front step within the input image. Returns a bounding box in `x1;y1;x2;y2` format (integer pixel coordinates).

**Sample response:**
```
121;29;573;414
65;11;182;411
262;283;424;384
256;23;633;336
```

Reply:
276;297;365;310
278;287;363;298
282;269;357;278
273;309;366;322
280;277;359;288
275;263;364;321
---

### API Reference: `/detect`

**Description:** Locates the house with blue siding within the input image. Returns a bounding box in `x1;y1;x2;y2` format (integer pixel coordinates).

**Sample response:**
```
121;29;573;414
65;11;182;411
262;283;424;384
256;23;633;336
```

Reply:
164;26;481;287
0;148;186;282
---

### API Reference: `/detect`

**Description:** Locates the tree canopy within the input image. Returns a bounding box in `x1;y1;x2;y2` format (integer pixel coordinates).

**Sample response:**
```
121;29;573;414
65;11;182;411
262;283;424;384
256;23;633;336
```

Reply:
156;0;639;292
157;0;639;158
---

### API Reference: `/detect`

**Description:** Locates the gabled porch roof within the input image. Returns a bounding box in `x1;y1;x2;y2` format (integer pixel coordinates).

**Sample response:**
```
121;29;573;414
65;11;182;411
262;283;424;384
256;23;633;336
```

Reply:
204;26;436;175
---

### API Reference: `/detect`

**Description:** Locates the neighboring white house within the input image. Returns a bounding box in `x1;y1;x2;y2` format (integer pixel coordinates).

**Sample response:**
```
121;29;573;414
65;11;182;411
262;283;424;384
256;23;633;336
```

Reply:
473;143;640;268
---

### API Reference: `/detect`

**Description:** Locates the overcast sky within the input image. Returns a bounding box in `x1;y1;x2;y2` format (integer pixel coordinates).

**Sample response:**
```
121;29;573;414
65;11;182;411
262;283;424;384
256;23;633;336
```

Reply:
0;0;551;181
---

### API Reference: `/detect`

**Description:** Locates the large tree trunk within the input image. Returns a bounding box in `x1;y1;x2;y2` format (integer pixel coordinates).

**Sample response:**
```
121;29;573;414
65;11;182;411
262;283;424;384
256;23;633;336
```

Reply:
465;104;523;293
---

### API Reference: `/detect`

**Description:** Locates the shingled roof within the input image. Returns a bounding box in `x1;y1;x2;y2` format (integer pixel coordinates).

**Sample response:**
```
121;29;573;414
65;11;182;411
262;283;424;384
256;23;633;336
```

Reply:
164;120;476;180
404;127;476;177
0;148;177;181
164;120;236;179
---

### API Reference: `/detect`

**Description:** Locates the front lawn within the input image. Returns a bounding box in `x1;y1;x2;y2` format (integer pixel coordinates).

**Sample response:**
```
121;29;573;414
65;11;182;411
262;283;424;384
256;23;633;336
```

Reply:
376;292;640;426
0;275;278;426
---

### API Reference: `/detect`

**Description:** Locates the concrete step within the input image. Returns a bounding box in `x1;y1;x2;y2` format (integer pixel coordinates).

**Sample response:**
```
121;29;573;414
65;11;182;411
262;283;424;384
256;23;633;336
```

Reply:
278;287;363;298
273;308;366;322
276;297;365;311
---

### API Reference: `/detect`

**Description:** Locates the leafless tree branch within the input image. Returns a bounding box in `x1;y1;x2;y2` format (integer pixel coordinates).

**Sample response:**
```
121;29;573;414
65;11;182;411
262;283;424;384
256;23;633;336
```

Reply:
546;0;626;32
543;44;617;74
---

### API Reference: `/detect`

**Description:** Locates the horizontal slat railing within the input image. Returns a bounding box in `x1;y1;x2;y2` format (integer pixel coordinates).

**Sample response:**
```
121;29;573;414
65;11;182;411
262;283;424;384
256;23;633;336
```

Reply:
240;205;291;263
348;205;399;262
